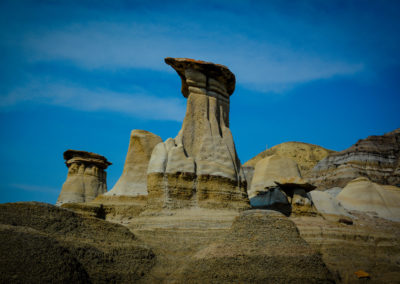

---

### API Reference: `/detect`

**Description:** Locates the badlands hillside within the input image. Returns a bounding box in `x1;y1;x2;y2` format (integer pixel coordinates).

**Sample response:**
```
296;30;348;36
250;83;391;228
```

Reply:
1;58;399;283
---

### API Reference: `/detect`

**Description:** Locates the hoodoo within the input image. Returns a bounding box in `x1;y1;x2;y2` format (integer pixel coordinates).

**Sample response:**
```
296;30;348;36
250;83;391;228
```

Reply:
56;150;111;206
147;58;249;210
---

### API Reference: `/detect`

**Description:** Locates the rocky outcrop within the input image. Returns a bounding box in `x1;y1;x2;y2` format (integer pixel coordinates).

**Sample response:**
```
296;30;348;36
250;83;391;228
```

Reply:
310;128;400;189
249;155;302;198
337;177;400;221
249;155;316;215
146;58;249;210
244;141;335;177
106;130;162;196
56;150;111;206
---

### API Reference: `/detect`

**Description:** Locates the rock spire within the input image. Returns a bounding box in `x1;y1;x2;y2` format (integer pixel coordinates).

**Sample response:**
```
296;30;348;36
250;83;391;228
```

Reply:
147;57;249;210
56;150;111;206
106;130;162;196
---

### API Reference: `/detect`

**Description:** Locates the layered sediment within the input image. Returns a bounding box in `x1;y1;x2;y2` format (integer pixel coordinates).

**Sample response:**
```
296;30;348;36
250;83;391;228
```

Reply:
310;128;400;189
147;58;249;210
291;213;400;283
180;210;334;283
56;150;111;206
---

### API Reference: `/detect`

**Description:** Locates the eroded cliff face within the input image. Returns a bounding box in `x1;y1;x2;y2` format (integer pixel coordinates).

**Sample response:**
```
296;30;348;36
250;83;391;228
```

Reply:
147;58;249;210
56;150;111;206
309;128;400;189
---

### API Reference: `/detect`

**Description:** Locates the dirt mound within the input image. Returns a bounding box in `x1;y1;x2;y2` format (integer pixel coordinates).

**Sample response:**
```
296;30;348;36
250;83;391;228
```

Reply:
181;210;334;283
0;202;155;283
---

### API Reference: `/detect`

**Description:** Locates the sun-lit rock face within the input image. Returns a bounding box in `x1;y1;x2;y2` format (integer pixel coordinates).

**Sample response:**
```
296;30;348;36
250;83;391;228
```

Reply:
337;177;400;221
106;130;162;197
56;150;111;206
146;57;249;210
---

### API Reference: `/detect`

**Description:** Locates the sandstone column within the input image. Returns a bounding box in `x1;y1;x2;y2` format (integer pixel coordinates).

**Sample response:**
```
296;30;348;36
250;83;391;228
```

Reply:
147;57;249;210
56;150;111;206
106;130;162;196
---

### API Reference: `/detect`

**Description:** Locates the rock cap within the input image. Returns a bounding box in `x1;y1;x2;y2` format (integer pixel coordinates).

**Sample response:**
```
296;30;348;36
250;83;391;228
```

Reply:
165;57;236;97
63;150;111;169
275;177;316;192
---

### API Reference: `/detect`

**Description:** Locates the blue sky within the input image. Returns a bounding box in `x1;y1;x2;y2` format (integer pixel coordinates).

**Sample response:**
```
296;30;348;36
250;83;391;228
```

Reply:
1;0;399;204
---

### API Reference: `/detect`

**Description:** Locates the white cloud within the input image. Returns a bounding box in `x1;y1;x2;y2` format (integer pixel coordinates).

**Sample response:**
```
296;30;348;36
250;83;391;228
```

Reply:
23;19;364;93
10;183;59;194
0;81;186;121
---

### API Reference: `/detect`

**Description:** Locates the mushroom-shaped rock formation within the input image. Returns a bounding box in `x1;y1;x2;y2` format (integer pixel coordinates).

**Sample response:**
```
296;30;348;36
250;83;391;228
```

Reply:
147;58;249;210
106;130;162;196
249;155;302;198
249;155;316;215
56;150;111;206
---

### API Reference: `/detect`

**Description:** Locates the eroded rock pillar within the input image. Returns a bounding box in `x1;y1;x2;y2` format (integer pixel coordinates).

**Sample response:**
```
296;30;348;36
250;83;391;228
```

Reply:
56;150;111;206
106;130;162;196
147;57;249;210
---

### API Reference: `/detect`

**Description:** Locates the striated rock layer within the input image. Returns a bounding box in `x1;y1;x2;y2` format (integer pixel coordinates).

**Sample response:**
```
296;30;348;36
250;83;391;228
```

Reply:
106;130;162;196
56;150;111;206
310;128;400;189
147;58;249;210
291;213;400;283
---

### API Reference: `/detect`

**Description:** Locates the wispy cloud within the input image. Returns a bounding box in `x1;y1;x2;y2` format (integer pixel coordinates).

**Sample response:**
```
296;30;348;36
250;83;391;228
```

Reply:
1;0;399;101
10;183;59;194
23;20;364;92
0;81;186;121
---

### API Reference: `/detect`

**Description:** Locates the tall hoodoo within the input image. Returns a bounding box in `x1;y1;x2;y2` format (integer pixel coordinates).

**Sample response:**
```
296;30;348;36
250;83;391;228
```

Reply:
147;57;249;209
56;150;111;206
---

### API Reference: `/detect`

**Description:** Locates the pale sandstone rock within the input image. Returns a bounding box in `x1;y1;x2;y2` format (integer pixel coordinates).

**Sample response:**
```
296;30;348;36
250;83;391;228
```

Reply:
324;187;343;198
56;150;111;206
249;155;317;215
249;154;302;198
106;130;162;196
147;58;248;210
310;128;400;189
309;190;351;218
337;177;400;221
244;141;334;177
